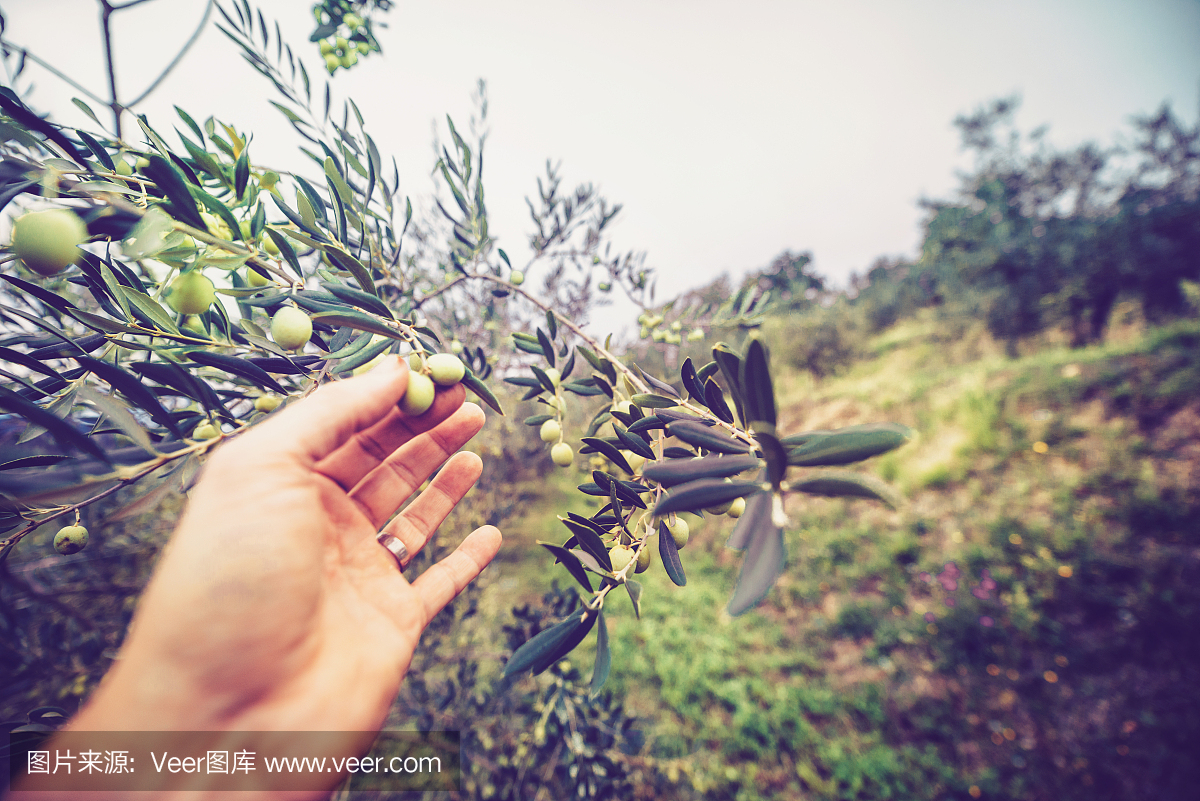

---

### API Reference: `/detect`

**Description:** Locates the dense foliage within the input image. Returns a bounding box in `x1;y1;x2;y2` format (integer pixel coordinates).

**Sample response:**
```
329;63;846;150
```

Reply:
0;0;907;730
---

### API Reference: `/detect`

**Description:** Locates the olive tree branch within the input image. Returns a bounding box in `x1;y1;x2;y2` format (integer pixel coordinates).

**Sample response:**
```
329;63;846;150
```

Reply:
412;269;755;445
0;41;110;109
111;0;158;11
126;0;215;109
0;437;221;561
97;0;123;137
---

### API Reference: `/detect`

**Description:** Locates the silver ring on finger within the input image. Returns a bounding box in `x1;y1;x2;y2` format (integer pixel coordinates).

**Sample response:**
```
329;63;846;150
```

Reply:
377;532;409;572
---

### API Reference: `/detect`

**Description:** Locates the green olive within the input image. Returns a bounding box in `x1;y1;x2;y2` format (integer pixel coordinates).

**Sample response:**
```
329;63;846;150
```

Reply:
509;270;525;286
54;525;89;555
181;315;206;335
666;517;690;549
270;306;313;350
635;545;652;573
540;419;561;443
340;51;358;68
551;442;574;467
167;271;216;315
254;395;282;412
261;235;280;256
728;496;746;518
320;39;334;55
324;53;340;73
449;339;464;354
114;159;133;176
12;209;88;276
609;545;635;574
427;353;466;386
400;372;436;416
335;35;349;51
544;367;561;386
246;267;271;287
344;13;363;28
193;422;220;440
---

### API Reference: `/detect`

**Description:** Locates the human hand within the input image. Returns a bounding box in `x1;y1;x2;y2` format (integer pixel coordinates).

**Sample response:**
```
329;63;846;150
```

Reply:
73;354;501;737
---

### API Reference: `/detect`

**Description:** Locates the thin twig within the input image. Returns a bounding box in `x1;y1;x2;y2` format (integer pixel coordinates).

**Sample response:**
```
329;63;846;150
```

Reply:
0;42;110;109
126;0;214;108
0;438;218;561
97;0;122;137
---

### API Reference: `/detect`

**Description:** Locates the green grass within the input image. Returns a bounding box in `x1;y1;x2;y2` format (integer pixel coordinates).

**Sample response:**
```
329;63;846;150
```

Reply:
493;314;1200;800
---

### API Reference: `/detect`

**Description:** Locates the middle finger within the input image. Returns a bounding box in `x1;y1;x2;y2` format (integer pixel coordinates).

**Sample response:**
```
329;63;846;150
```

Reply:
316;383;467;492
347;402;485;529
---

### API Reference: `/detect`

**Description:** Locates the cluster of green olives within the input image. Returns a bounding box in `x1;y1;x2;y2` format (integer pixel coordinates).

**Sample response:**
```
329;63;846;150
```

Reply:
637;312;704;345
606;515;690;577
399;352;466;416
318;14;371;73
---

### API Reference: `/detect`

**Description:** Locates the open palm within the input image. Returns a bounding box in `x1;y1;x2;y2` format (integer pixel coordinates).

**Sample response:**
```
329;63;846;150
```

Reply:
74;356;501;743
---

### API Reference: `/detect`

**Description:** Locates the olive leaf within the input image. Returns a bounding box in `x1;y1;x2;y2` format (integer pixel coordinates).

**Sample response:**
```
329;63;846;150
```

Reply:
727;506;785;616
560;516;613;571
462;366;505;415
658;520;686;587
653;477;763;516
580;436;633;475
613;424;655;461
789;471;902;509
503;607;597;678
785;423;914;466
0;386;110;464
630;393;676;409
539;542;594;592
667;420;750;454
309;311;403;340
642;453;761;487
739;338;776;427
0;455;71;471
589;609;611;699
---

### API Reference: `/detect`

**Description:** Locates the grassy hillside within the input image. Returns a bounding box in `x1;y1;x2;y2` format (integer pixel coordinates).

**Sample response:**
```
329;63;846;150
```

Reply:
6;310;1197;800
492;310;1200;800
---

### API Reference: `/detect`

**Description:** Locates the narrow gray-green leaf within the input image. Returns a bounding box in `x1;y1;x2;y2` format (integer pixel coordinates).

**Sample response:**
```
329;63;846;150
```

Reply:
785;423;914;466
630;393;676;409
727;517;785;616
642;453;762;487
309;311;403;340
539;542;594;592
654;477;764;516
789;471;901;509
589;609;611;699
658;520;686;586
625;579;643;619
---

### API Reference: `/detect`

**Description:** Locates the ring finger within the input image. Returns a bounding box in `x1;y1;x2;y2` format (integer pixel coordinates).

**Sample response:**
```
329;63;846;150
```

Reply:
377;450;484;568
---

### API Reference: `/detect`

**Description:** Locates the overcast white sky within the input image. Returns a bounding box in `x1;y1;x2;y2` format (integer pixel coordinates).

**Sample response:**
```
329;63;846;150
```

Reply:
4;0;1199;330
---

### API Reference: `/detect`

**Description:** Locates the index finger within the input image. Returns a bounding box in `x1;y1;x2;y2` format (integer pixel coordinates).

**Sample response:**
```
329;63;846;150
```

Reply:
245;355;412;464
